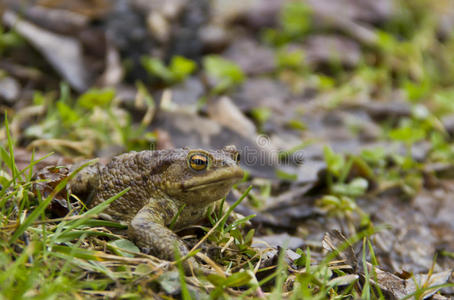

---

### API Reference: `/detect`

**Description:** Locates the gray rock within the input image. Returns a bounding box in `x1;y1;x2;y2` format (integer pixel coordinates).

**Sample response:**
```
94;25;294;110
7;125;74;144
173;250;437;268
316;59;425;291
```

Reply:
224;38;276;75
234;78;290;111
442;114;454;136
253;233;305;250
303;35;361;67
0;76;20;103
170;77;205;108
3;10;90;91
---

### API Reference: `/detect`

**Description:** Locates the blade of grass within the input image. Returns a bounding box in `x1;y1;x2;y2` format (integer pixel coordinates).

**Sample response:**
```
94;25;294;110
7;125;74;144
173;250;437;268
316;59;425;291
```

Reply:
271;241;288;299
367;239;384;299
51;245;108;261
169;203;186;230
48;187;130;248
220;186;252;233
0;242;36;284
0;146;17;180
184;186;252;262
0;150;54;200
361;238;372;300
174;244;192;300
0;217;127;230
4;112;19;183
28;148;35;181
399;283;454;300
50;230;119;243
225;214;256;232
78;219;127;229
60;187;129;234
9;160;98;244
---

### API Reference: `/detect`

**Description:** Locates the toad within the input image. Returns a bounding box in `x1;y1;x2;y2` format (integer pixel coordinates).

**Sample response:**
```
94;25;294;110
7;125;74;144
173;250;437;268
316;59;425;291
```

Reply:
69;145;244;273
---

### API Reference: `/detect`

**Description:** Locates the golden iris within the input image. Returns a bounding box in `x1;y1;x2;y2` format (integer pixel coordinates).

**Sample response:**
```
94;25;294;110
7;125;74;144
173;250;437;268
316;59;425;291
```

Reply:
189;154;209;171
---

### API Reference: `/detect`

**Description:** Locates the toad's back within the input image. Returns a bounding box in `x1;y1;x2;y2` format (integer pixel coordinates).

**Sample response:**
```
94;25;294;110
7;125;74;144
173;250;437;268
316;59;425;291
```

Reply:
71;150;181;222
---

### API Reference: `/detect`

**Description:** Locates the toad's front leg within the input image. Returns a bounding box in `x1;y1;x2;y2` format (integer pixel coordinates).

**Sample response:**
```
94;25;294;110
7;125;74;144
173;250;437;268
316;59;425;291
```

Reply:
128;204;199;274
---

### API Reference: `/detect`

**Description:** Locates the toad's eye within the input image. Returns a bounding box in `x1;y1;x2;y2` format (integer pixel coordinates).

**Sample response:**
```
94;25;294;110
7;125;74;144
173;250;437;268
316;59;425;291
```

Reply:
189;154;209;171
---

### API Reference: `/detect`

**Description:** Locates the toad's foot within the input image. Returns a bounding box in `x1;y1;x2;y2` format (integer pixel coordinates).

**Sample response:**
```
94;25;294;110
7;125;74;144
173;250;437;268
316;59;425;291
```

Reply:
129;204;209;275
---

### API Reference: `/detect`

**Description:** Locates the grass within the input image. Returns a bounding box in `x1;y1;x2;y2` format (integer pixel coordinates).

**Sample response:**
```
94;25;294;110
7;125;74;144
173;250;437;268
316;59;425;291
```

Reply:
2;0;454;298
1;125;453;297
0;116;391;299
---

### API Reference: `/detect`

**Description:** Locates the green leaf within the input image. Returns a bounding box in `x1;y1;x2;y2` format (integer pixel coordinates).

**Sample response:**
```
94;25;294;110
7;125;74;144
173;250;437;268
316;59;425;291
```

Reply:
434;89;454;114
281;2;312;38
157;271;181;295
360;147;386;166
323;146;345;177
33;91;46;105
315;74;335;90
207;271;252;288
142;55;196;83
203;55;244;93
376;30;397;53
244;229;255;246
77;88;115;109
169;56;197;81
294;248;307;267
276;49;304;69
275;169;298;181
141;56;173;82
135;264;156;276
0;26;24;54
319;195;341;207
57;101;79;125
389;126;425;144
403;79;431;101
206;273;226;287
109;239;140;257
332;178;369;197
286;119;307;131
223;271;252;287
250;107;272;125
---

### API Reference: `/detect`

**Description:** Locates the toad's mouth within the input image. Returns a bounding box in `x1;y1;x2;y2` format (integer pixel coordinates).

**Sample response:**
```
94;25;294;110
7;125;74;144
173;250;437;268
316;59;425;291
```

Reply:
183;177;239;191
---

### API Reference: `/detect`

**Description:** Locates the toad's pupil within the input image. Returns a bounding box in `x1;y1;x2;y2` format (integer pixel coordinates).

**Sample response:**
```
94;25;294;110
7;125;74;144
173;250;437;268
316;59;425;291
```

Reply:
193;159;205;165
190;154;208;169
